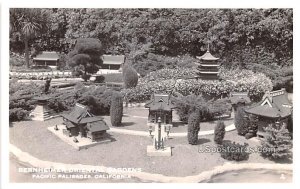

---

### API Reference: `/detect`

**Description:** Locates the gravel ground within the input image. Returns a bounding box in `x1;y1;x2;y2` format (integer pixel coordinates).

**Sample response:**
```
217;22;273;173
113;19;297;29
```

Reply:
114;107;234;132
9;117;285;177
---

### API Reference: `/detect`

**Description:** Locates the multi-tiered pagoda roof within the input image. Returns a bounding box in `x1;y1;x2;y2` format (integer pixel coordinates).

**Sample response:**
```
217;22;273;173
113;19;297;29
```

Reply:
196;48;220;80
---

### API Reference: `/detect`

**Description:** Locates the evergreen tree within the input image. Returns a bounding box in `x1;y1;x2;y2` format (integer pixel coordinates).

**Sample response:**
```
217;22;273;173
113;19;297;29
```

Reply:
122;64;138;88
234;106;249;135
260;122;293;160
214;120;226;144
187;112;201;145
245;115;258;139
110;92;123;126
67;38;103;81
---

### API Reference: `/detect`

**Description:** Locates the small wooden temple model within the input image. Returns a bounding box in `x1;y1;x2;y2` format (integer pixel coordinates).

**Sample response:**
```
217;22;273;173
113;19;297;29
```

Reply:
229;92;251;111
196;45;220;80
145;94;175;126
61;103;109;141
33;51;59;68
245;88;292;138
102;55;125;70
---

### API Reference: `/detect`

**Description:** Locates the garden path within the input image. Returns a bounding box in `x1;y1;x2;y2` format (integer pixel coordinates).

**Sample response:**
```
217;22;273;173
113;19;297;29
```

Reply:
107;124;236;137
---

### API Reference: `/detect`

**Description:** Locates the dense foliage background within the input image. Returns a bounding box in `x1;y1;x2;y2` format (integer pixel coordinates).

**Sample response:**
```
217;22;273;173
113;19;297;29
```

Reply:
10;8;293;71
9;8;293;122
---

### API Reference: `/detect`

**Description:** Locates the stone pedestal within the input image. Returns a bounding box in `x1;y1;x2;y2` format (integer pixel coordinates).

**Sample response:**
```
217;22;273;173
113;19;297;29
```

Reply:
30;104;52;121
48;125;112;150
147;117;172;157
30;95;53;121
147;146;172;157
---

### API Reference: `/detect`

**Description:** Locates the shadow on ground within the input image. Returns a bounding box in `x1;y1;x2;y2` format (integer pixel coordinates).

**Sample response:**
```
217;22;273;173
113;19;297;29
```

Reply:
120;122;136;127
197;138;211;145
172;121;186;128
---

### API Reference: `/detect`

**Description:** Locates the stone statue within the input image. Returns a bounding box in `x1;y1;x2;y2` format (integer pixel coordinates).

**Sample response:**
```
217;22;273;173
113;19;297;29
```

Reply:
44;77;52;94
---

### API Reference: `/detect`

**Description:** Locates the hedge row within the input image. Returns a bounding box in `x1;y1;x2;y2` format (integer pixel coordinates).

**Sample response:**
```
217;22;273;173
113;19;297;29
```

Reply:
123;68;273;102
173;94;232;123
9;80;115;122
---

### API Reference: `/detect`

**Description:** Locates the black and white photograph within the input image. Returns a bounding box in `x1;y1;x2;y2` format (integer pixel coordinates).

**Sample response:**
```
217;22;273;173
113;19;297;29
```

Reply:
0;0;298;187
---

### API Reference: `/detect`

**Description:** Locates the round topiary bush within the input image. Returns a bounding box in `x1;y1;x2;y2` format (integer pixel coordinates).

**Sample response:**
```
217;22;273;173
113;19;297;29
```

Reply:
214;121;226;144
187;112;201;145
110;92;123;126
123;64;139;88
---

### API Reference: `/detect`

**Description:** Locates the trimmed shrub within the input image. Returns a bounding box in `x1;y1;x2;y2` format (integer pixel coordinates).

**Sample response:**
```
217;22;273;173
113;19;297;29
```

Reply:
220;142;250;161
48;84;114;116
9;79;43;122
123;64;138;88
173;94;231;123
246;64;293;93
93;75;105;83
9;108;29;122
81;74;91;81
260;123;293;160
234;107;249;136
10;57;25;67
124;67;273;103
208;98;232;118
187;112;201;145
246;114;259;138
174;94;209;123
214;121;226;145
110;92;123;126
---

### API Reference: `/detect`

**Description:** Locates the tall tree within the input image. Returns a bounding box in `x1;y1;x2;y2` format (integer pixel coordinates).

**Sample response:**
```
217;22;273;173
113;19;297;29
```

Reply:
10;8;49;68
67;38;103;81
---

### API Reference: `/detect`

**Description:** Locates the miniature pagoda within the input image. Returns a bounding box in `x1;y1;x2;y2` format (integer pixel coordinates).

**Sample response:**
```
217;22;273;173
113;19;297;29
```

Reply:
229;92;251;111
145;94;175;126
61;103;109;141
196;45;220;80
245;88;292;138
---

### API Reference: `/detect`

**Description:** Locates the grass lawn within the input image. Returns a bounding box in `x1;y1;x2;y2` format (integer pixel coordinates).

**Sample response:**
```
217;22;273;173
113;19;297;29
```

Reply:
9;117;281;178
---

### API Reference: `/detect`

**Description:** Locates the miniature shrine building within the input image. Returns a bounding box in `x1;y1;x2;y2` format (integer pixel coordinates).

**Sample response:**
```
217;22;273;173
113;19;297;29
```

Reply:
229;92;251;111
61;103;109;141
245;88;292;138
101;55;125;70
196;48;220;80
33;51;59;68
145;94;175;125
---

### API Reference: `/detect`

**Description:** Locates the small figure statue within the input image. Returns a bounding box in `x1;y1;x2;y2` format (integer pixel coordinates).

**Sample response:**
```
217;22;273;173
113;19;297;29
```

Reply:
44;77;52;94
54;124;59;131
73;137;79;143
